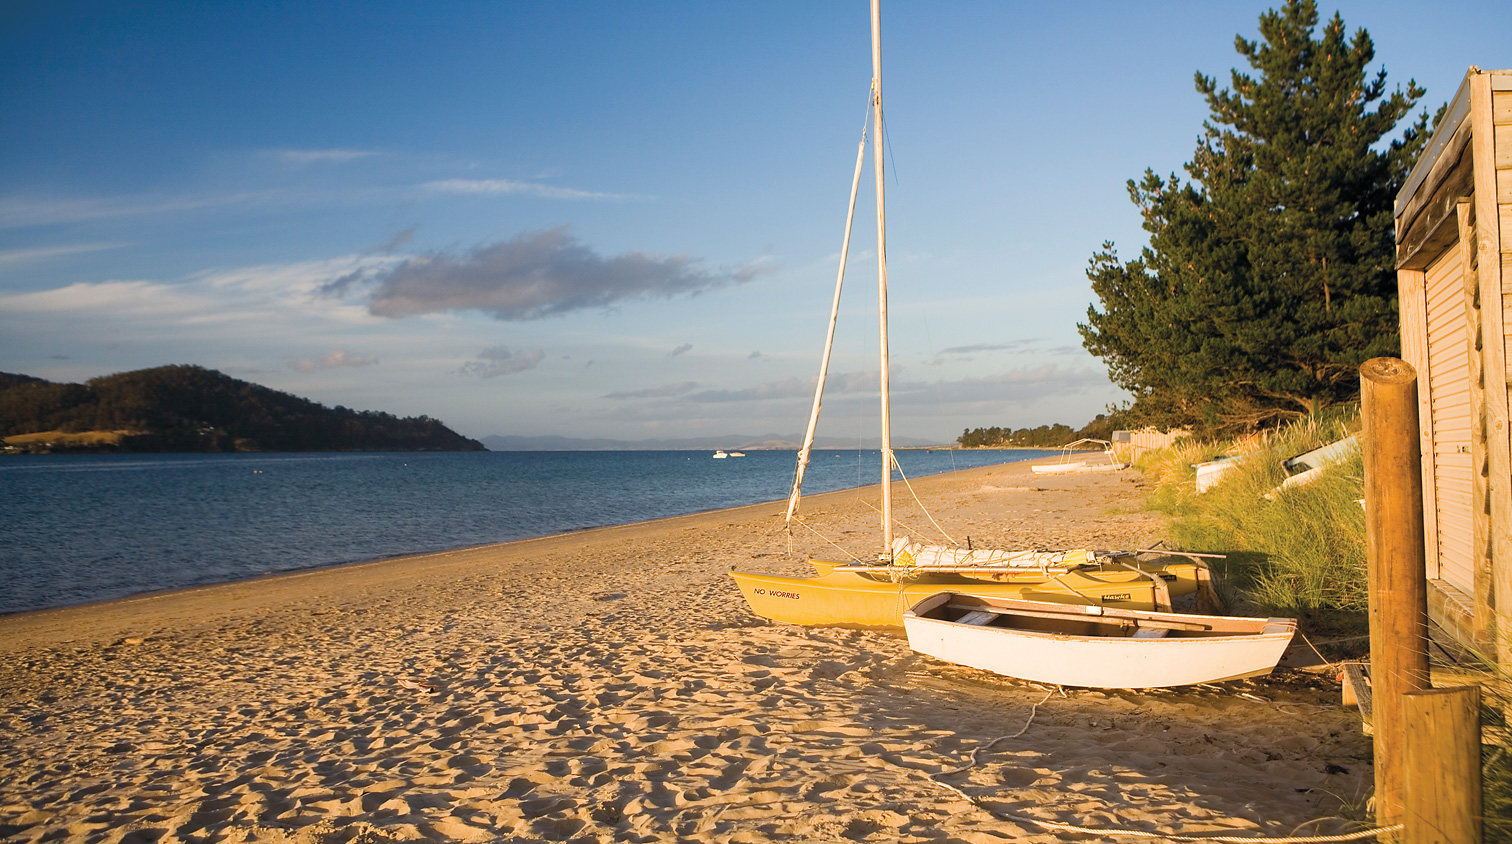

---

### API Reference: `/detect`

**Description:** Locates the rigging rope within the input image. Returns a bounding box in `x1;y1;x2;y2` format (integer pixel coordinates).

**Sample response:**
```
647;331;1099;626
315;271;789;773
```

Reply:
786;515;865;563
854;497;943;553
891;453;956;545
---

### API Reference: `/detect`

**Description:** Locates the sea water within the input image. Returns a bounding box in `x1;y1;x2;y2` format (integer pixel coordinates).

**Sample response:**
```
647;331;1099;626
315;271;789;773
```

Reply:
0;448;1052;615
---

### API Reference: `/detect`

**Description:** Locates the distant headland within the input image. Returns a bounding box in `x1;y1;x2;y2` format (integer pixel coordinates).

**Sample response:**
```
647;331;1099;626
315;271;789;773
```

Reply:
0;365;484;454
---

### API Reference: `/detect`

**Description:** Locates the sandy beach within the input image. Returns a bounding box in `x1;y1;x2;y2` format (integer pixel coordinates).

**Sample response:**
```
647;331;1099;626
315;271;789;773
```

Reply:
0;458;1373;843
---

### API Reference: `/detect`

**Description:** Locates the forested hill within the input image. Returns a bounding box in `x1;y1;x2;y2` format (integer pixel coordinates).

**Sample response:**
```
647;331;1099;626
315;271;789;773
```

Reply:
0;365;485;453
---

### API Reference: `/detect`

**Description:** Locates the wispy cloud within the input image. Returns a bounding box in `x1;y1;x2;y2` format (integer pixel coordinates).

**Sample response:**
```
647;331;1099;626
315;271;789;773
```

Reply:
276;148;378;165
0;242;124;267
458;346;545;378
0;191;279;229
896;365;1110;405
604;381;702;400
691;370;881;403
196;255;395;316
937;340;1037;355
0;279;207;318
365;227;764;321
424;179;639;202
0;256;394;334
929;339;1093;368
289;350;378;372
669;343;692;357
613;365;1105;411
376;226;416;254
687;377;816;403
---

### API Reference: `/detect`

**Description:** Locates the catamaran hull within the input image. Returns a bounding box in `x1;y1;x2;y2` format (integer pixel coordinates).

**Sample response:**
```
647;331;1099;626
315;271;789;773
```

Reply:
729;563;1200;629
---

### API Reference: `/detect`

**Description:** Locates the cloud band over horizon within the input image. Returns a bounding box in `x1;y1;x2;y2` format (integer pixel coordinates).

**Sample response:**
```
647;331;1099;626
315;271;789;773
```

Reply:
359;227;763;322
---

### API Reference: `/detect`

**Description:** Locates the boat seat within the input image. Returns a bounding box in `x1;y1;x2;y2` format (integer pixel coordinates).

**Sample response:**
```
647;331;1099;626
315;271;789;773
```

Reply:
955;610;999;626
1130;627;1169;639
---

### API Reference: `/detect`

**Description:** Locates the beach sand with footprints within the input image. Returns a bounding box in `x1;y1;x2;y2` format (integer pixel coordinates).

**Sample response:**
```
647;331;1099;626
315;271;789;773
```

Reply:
0;457;1373;843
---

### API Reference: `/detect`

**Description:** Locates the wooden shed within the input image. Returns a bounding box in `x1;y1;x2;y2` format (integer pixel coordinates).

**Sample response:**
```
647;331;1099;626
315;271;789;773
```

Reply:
1393;67;1511;664
1110;427;1189;462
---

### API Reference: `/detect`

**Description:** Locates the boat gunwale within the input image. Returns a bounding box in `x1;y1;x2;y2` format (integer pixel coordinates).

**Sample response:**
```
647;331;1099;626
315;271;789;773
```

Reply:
904;592;1296;641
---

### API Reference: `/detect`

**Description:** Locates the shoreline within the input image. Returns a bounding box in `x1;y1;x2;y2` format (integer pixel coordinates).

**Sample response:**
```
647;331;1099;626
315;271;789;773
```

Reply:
0;491;792;633
0;448;1051;621
0;456;1374;843
0;458;1036;642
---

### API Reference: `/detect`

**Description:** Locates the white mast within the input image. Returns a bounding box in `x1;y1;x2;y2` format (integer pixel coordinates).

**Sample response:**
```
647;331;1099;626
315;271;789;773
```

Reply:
870;0;894;559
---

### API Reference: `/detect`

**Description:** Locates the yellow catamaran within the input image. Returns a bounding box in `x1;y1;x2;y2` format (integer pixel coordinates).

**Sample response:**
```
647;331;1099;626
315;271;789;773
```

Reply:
729;0;1215;628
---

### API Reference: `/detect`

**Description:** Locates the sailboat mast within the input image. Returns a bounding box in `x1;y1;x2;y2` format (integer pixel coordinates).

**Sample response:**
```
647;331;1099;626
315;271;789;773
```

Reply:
870;0;894;558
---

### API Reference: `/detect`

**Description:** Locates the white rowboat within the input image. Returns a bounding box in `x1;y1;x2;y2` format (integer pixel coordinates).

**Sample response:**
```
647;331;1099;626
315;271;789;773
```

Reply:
903;592;1295;689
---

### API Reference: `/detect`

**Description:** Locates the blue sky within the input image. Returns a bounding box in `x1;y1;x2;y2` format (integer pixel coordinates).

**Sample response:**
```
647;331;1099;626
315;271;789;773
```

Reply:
2;1;1507;444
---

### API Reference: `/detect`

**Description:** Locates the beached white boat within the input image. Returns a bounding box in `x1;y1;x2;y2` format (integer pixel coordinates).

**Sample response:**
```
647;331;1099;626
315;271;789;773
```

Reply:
1030;438;1127;475
903;592;1296;689
727;0;1210;628
1265;435;1358;498
1030;461;1085;475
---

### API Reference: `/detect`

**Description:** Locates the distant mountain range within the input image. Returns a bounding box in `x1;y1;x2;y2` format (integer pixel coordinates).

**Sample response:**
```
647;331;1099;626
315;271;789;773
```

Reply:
0;365;484;453
480;433;946;451
0;363;954;455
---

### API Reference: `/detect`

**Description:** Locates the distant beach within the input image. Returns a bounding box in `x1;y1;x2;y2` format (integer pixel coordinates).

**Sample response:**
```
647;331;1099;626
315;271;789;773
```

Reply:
0;457;1372;843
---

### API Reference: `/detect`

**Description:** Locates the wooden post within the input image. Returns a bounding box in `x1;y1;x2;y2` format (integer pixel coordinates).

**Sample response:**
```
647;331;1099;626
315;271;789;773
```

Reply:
1361;357;1432;826
1403;685;1482;844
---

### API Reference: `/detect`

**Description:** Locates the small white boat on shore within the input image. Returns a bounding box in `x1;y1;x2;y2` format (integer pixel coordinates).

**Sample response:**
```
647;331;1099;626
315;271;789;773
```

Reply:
903;593;1295;689
1029;438;1130;475
1030;461;1086;475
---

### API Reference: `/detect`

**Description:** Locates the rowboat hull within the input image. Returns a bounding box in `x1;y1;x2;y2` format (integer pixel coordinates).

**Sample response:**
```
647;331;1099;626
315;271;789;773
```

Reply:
1030;461;1085;474
730;560;1201;629
903;592;1295;689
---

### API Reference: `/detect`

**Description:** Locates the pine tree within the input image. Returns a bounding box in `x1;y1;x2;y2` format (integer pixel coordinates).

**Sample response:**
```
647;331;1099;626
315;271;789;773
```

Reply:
1079;0;1433;433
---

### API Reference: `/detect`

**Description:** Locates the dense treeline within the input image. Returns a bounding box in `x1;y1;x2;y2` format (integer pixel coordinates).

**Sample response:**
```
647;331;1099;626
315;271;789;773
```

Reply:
957;415;1115;449
1077;0;1432;434
0;365;485;453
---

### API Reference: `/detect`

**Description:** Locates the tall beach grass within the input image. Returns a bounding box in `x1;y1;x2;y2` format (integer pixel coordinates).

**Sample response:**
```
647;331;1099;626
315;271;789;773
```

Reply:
1133;409;1509;835
1135;409;1367;644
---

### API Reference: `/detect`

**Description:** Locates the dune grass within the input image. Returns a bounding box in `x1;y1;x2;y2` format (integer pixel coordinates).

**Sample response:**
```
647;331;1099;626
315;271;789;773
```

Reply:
1134;410;1512;834
1134;410;1368;647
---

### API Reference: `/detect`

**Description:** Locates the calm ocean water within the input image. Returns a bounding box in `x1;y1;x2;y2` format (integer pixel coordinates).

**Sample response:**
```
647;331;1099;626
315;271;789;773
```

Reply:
0;448;1051;615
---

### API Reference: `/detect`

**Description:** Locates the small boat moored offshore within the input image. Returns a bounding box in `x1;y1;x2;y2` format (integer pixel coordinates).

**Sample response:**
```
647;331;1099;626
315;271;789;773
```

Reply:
903;592;1296;689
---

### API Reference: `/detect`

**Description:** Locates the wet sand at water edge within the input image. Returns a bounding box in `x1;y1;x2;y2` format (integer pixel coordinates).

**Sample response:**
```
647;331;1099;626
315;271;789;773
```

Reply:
0;456;1374;843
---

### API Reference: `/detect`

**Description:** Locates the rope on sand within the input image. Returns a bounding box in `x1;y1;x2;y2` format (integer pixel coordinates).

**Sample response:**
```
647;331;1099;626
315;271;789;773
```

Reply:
927;771;1401;844
924;687;1061;783
917;690;1402;843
